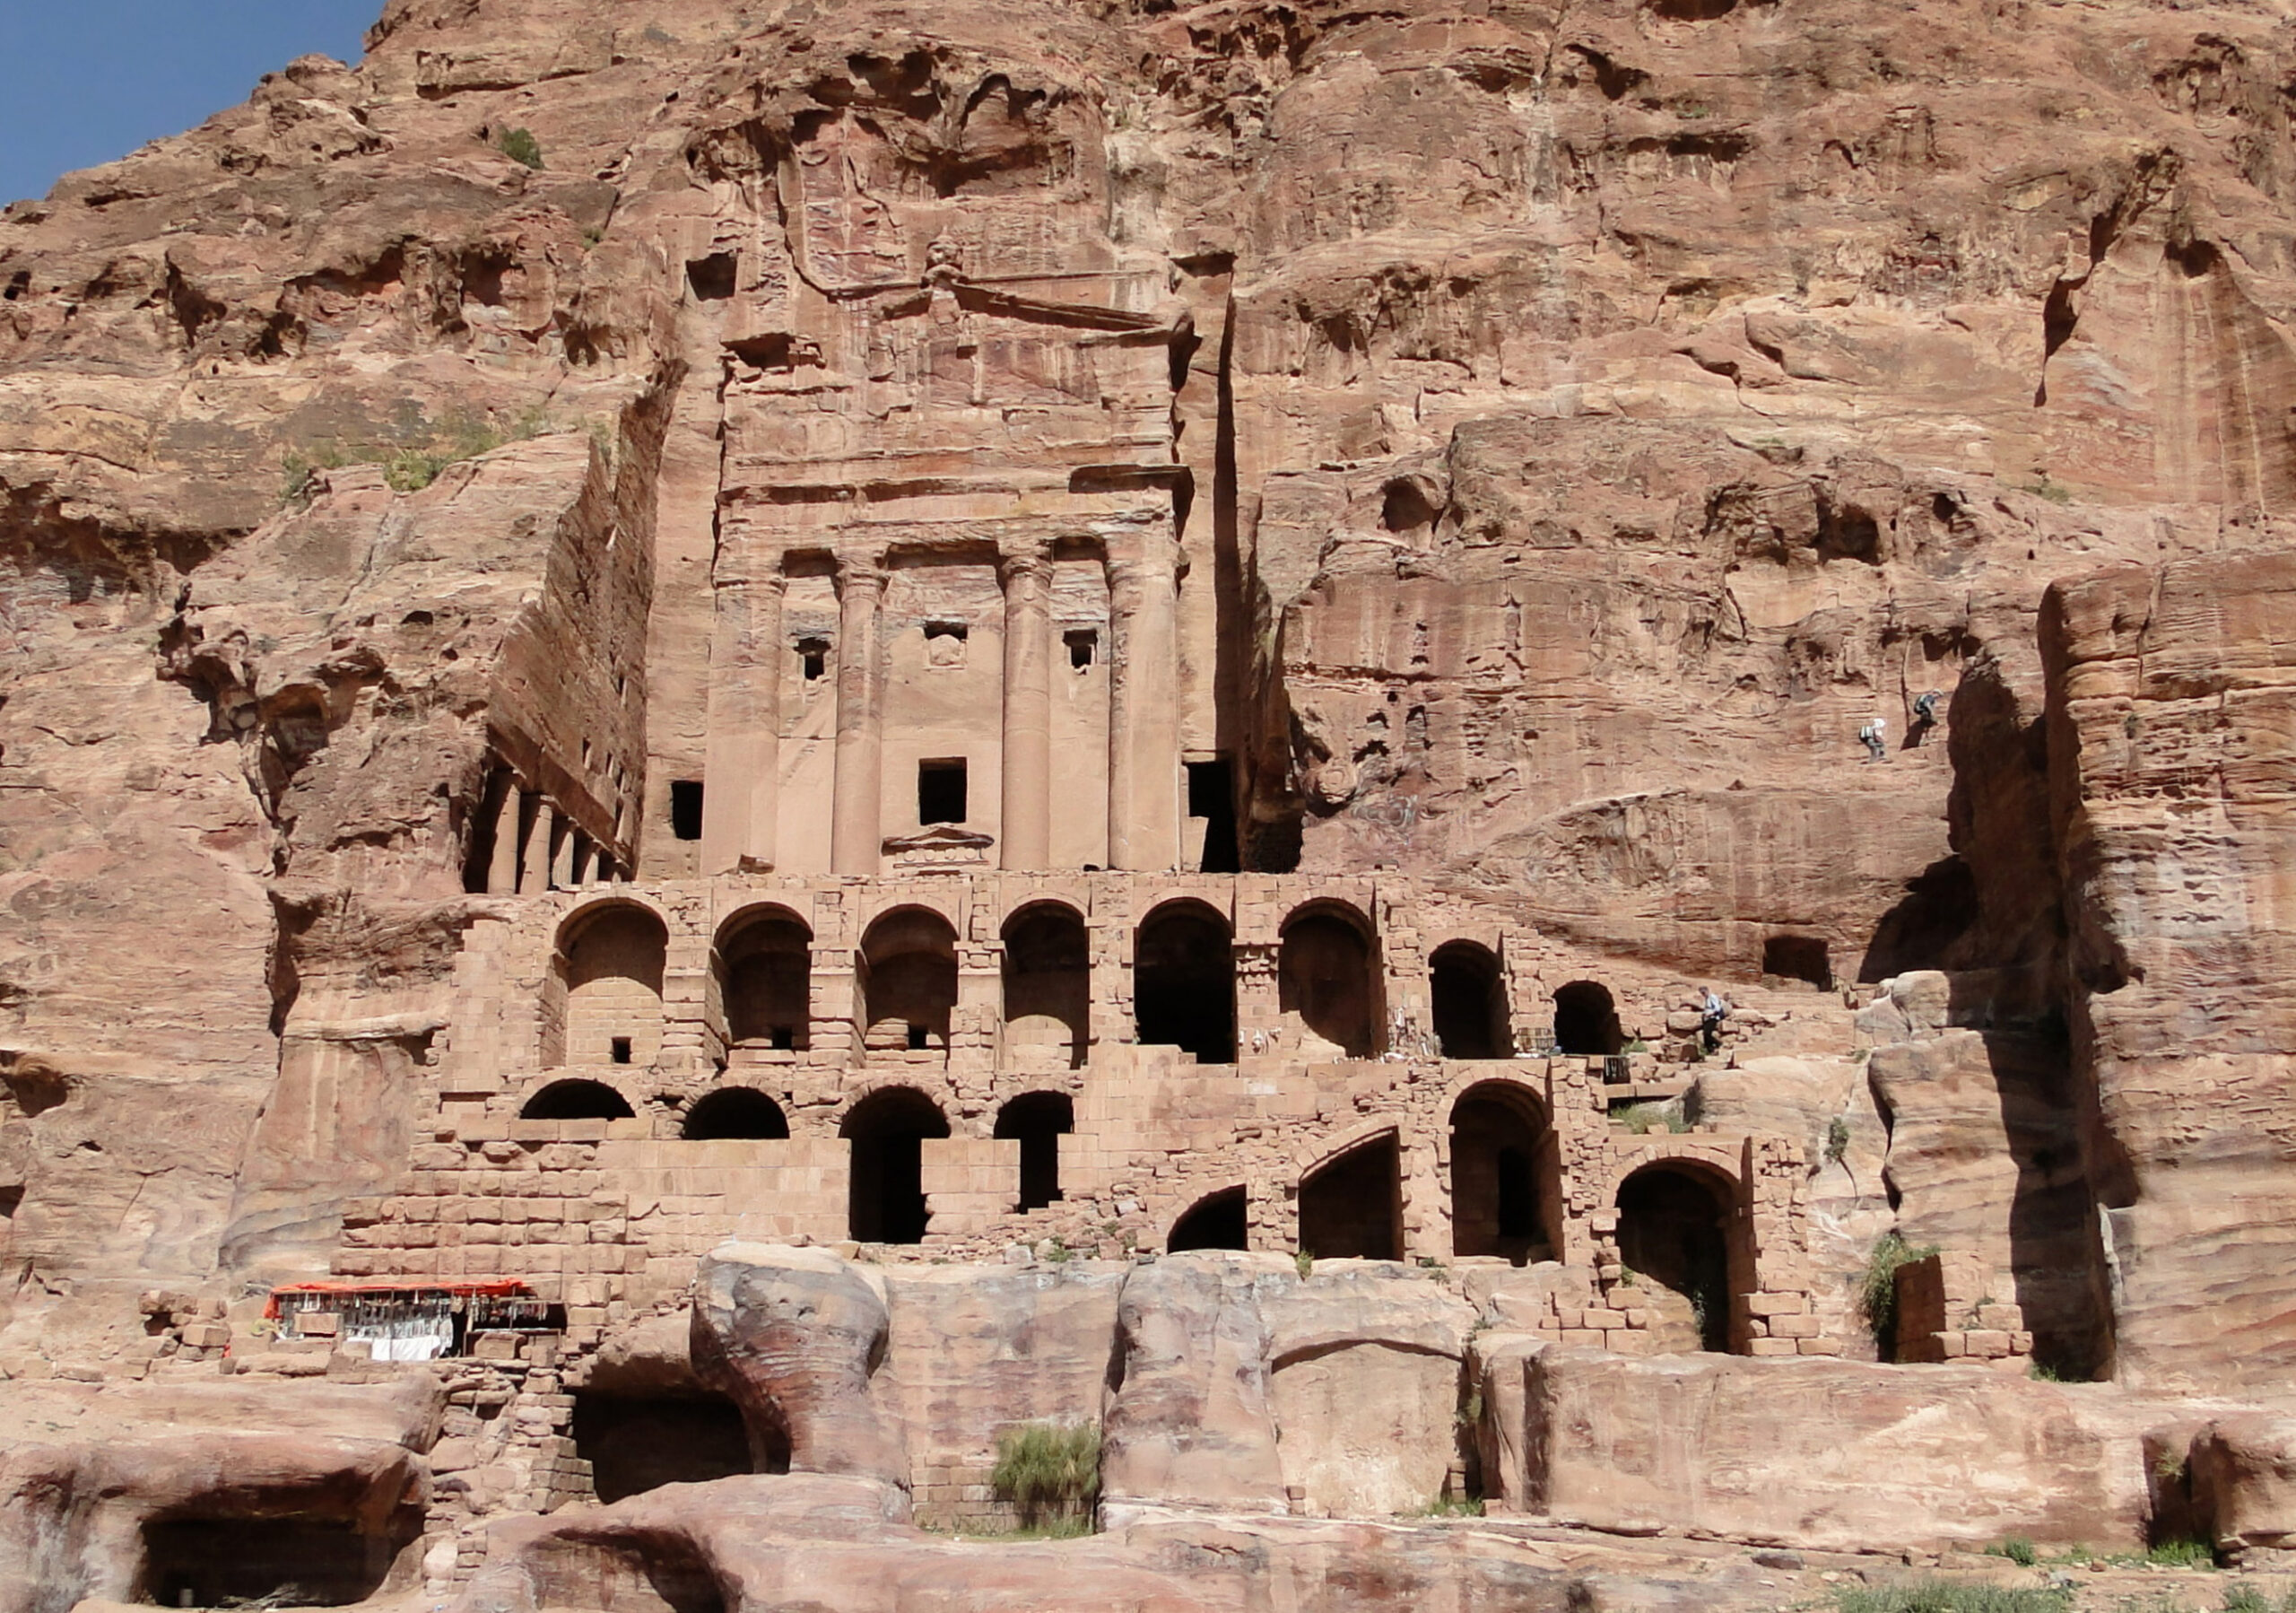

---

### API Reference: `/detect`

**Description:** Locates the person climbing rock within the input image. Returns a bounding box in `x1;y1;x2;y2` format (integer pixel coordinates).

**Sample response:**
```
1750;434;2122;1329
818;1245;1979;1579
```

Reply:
1912;689;1943;727
1858;718;1889;761
1700;988;1729;1053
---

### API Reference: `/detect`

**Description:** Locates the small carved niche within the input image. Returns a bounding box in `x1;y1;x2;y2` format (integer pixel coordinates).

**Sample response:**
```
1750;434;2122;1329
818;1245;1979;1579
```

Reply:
923;621;969;668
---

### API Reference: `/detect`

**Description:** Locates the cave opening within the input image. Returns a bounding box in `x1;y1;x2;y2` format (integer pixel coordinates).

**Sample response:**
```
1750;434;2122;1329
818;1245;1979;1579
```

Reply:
993;1091;1074;1211
1449;1083;1554;1265
1762;935;1832;989
719;909;813;1050
681;1087;789;1141
138;1508;419;1609
1615;1164;1739;1354
1135;901;1236;1063
570;1390;772;1503
1298;1133;1402;1261
1552;981;1622;1057
1279;904;1378;1058
860;907;958;1056
1001;902;1089;1068
1431;940;1511;1059
1169;1186;1249;1251
841;1086;950;1244
521;1078;636;1122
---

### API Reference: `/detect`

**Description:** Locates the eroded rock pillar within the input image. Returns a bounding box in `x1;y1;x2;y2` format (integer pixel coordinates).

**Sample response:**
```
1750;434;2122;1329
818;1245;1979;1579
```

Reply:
700;567;786;875
692;1243;910;1502
831;551;887;877
998;542;1055;870
1107;536;1183;872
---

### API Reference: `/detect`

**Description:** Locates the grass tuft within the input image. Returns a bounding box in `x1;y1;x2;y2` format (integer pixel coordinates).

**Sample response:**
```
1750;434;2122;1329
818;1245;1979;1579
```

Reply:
1987;1538;2038;1567
990;1421;1100;1534
496;126;544;169
2147;1537;2216;1569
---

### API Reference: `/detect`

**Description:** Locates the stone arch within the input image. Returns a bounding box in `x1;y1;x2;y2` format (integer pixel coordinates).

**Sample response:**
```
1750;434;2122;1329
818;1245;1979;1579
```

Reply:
859;906;959;1056
993;1090;1074;1211
1168;1186;1249;1251
1552;979;1622;1057
1614;1158;1745;1354
1298;1129;1402;1260
1001;902;1088;1069
552;902;668;1068
1448;1079;1555;1265
1279;900;1379;1058
1430;940;1511;1059
520;1077;637;1122
839;1086;951;1244
716;905;813;1051
1135;899;1235;1063
682;1087;789;1141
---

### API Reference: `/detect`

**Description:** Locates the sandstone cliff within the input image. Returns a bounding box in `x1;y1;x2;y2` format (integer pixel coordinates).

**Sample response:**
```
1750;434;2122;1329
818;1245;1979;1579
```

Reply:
11;0;2296;1603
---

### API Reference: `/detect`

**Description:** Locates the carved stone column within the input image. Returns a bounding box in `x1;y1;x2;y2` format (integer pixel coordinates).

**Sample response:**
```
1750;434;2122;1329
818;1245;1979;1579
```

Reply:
831;551;888;877
700;567;787;875
997;542;1055;870
520;793;552;894
486;774;523;894
1106;535;1183;872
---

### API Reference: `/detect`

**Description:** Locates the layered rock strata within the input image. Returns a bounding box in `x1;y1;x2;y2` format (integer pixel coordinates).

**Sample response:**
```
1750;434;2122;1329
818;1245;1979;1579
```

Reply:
9;0;2296;1602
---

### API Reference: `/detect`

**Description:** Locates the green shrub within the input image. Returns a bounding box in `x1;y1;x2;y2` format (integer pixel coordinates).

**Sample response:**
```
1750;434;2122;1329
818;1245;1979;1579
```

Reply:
496;126;544;169
1824;1116;1853;1168
990;1421;1100;1534
1987;1537;2038;1567
1614;1102;1691;1136
1859;1230;1938;1359
1833;1581;2070;1613
2222;1586;2270;1613
2148;1536;2215;1568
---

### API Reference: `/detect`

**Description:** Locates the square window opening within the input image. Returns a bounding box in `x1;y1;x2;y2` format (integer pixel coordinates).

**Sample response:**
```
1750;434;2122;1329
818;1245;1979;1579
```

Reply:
770;1025;795;1051
669;780;704;841
686;253;737;301
1065;628;1097;670
610;1037;632;1066
797;637;830;683
918;758;967;825
907;1024;930;1051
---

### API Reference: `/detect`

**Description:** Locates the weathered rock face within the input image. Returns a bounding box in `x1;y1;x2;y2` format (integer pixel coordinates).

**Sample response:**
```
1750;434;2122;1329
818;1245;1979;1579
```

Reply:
691;1244;908;1495
1511;1345;2151;1555
0;1374;439;1613
13;0;2296;1599
2047;553;2296;1395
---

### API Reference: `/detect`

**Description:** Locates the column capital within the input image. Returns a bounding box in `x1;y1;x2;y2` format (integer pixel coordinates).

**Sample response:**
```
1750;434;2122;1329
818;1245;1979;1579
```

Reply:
714;562;790;595
996;539;1057;586
1104;536;1185;590
831;548;890;593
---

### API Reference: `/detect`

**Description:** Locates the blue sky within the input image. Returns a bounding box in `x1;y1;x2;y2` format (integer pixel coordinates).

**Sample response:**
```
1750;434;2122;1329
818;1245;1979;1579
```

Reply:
0;1;377;206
